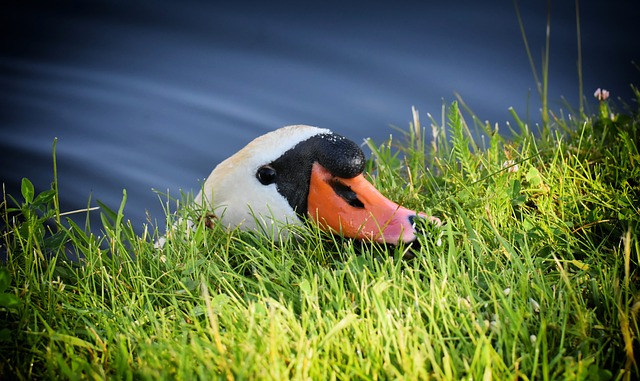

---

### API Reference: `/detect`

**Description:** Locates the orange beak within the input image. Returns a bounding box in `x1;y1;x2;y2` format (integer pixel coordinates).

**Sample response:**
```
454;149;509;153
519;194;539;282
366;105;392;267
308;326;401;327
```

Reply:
307;162;439;244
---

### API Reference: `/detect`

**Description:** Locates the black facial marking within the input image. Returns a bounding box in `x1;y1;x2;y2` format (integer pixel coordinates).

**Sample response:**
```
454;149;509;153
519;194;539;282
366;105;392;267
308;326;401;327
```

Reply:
256;165;277;185
313;134;365;178
265;132;366;217
330;179;364;208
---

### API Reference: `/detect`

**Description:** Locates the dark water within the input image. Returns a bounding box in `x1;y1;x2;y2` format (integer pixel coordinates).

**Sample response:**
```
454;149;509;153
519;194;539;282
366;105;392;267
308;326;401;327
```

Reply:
2;1;638;233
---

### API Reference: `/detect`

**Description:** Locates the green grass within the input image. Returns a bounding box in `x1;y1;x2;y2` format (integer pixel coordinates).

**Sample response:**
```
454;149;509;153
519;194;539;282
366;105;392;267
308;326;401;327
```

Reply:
1;87;639;380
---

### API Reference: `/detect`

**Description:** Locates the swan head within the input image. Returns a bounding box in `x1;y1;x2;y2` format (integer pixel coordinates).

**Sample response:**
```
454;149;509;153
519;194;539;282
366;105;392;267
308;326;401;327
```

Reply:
194;125;440;244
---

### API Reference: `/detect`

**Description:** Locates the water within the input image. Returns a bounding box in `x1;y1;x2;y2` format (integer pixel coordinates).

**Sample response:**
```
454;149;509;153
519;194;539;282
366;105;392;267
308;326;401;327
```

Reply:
2;1;638;233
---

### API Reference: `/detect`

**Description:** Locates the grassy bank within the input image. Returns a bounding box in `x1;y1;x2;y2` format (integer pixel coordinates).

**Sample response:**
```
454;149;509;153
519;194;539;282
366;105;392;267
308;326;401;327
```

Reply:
1;90;639;379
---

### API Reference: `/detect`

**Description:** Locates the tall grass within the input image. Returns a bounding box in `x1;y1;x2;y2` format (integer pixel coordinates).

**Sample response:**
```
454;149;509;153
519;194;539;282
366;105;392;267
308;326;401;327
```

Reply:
1;83;639;379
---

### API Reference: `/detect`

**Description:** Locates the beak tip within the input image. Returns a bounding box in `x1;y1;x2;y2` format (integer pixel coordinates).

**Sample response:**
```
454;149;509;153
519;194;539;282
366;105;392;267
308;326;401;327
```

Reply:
397;213;442;245
416;212;443;227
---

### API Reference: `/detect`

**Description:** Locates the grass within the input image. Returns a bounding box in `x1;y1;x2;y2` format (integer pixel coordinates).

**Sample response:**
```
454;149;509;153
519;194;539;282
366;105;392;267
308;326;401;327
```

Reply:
1;84;639;380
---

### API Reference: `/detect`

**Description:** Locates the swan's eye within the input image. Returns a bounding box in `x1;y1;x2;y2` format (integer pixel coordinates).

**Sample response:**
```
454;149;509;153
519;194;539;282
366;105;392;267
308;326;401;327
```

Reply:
256;165;277;185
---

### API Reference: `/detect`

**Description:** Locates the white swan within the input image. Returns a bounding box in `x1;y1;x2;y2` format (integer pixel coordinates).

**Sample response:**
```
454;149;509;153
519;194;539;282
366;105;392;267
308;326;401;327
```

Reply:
192;125;440;244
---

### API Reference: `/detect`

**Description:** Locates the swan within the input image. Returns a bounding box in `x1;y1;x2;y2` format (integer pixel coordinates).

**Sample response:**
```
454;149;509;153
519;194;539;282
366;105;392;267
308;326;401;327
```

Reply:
192;125;440;244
